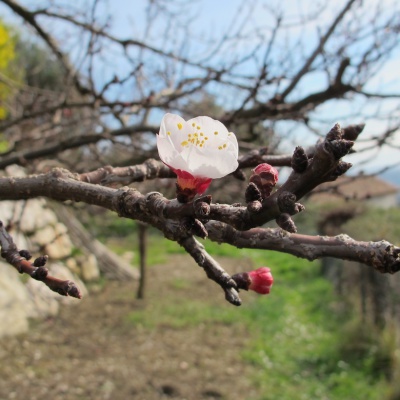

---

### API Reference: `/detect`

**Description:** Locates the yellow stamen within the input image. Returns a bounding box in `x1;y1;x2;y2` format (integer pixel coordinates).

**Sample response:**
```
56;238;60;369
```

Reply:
167;131;171;136
181;140;189;146
197;125;201;130
214;131;218;135
177;123;183;130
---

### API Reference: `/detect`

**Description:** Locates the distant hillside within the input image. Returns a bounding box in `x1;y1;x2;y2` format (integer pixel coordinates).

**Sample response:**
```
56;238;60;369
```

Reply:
379;167;400;204
380;167;400;187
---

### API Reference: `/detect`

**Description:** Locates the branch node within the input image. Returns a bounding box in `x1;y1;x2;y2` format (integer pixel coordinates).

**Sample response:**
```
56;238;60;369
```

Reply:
194;196;212;217
19;249;32;260
245;182;262;203
247;200;263;213
32;266;49;280
182;218;208;239
276;213;297;233
324;123;354;160
33;255;48;267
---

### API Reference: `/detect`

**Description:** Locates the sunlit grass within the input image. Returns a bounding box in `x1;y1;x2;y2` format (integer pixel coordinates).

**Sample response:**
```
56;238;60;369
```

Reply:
235;255;389;400
127;299;238;329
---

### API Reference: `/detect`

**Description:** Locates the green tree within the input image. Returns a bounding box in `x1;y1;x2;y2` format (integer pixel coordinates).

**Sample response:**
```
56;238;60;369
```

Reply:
0;20;17;120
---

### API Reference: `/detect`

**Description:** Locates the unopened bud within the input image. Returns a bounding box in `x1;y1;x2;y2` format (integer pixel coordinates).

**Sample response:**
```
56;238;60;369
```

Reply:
249;163;279;199
245;182;262;203
325;139;354;160
249;267;274;294
342;124;365;141
291;146;308;173
326;123;343;141
33;255;48;267
332;161;352;178
32;266;49;280
231;267;274;295
276;213;297;233
19;249;32;260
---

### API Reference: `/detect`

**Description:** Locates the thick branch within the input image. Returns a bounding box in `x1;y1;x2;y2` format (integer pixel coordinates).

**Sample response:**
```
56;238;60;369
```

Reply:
205;222;400;274
0;124;158;170
80;158;175;185
79;122;363;187
0;123;357;233
225;82;356;123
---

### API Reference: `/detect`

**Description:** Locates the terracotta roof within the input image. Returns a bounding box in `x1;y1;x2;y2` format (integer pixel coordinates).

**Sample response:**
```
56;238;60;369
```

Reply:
309;175;399;202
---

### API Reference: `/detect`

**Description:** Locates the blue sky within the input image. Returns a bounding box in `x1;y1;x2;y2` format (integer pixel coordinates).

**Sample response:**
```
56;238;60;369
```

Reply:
1;0;399;175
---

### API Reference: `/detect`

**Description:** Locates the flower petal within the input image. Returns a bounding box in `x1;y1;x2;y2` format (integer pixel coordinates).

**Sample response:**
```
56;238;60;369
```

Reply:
158;114;190;169
187;116;229;136
181;145;238;178
157;113;239;180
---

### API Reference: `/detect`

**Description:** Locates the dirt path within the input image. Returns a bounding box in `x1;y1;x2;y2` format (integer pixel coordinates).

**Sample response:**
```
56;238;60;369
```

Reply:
0;255;260;400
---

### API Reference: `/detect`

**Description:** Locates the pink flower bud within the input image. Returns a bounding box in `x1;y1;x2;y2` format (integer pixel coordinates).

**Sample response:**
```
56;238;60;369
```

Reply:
231;267;274;295
249;163;279;198
248;267;274;294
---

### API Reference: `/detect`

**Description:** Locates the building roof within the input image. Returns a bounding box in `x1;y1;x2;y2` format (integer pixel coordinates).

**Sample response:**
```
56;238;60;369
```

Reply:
309;174;399;203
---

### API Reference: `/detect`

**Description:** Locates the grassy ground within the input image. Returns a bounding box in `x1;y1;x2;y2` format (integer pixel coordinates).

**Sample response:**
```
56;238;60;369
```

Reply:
105;224;391;400
0;220;393;399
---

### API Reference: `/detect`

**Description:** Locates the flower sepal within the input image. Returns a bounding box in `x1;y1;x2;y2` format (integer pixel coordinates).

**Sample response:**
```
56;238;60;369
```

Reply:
173;168;212;203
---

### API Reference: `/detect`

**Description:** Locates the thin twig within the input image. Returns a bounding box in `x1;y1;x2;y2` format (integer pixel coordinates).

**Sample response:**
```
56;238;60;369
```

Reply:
0;221;82;298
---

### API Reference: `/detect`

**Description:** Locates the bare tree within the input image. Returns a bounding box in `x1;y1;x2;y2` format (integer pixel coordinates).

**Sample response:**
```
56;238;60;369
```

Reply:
0;0;399;305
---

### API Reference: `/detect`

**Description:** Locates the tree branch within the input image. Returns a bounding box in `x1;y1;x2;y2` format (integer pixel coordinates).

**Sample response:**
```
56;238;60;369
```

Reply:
0;124;158;170
205;222;400;274
0;220;82;298
178;236;241;306
280;0;357;100
0;0;91;95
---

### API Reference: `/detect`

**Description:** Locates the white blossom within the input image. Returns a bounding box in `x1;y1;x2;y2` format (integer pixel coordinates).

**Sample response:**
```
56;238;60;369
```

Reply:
157;113;239;180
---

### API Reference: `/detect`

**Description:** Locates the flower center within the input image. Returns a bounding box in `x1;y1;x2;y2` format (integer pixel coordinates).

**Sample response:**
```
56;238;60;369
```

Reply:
176;123;231;151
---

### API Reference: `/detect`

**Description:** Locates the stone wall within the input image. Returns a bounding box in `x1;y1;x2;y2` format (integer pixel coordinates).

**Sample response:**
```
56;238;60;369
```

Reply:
0;167;137;338
0;197;94;338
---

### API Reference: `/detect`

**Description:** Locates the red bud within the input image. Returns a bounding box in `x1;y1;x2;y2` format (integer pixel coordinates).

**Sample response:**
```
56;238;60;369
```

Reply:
249;163;279;198
248;267;274;294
